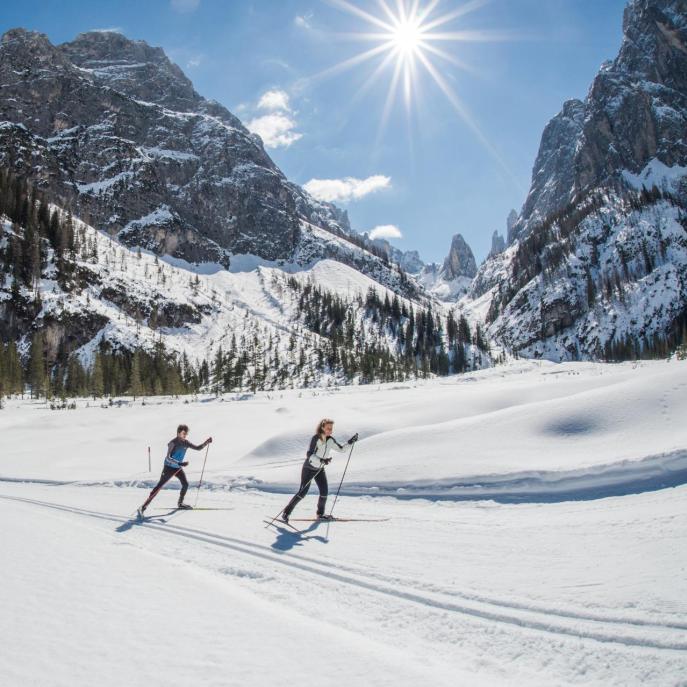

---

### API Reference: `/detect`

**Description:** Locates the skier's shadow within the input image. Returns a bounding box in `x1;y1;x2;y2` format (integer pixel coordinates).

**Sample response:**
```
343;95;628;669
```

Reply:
269;522;328;551
115;512;173;533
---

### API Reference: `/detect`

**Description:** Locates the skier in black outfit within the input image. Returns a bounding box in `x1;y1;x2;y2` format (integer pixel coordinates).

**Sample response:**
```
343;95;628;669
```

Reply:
138;424;212;517
281;418;358;523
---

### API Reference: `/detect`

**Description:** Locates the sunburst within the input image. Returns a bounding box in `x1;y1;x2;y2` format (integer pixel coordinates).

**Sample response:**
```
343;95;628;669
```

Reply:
308;0;518;180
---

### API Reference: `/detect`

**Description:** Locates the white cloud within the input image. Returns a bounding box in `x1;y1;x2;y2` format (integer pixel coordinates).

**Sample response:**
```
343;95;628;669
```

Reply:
303;175;392;203
247;113;302;149
171;0;200;13
257;89;291;112
369;225;403;241
89;27;124;34
247;88;302;148
186;56;203;69
294;14;313;30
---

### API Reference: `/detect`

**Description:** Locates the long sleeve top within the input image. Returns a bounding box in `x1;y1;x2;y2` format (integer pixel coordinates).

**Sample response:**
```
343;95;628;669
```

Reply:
305;435;348;469
164;437;205;468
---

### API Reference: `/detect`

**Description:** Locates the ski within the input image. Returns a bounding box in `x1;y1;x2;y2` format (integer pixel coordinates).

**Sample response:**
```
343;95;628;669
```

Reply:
288;517;390;522
151;507;233;511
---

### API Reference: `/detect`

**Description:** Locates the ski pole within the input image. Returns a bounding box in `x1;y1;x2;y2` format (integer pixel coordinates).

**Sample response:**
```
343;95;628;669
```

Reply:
194;444;210;507
265;464;325;528
328;442;356;519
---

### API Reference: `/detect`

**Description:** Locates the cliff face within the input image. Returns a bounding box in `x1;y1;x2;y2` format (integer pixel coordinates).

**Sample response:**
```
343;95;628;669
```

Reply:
467;0;687;360
509;0;687;244
0;29;351;266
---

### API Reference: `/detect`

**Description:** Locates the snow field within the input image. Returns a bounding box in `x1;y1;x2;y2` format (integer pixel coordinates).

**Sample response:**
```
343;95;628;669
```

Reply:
3;359;686;494
1;482;685;686
2;359;686;685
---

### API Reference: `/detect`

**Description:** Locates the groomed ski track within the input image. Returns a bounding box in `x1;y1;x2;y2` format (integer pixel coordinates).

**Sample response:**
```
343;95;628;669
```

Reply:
3;491;685;648
1;483;686;686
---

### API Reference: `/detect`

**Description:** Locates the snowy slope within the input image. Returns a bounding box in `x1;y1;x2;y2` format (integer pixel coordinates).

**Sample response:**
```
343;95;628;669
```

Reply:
481;194;687;360
4;211;449;386
4;359;685;493
1;360;686;686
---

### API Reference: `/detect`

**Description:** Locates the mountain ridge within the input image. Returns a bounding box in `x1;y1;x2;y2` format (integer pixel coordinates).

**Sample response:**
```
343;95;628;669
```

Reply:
466;0;687;361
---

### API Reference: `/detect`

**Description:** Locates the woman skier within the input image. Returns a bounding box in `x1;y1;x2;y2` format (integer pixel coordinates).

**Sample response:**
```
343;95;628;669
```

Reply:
138;424;212;517
281;418;358;523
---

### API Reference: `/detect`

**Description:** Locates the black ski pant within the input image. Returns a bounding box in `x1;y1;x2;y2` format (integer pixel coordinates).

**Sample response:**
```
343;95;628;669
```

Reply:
284;463;328;517
142;465;189;508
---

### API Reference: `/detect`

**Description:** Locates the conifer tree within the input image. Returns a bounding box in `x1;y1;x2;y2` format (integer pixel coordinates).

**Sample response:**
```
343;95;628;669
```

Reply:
129;351;143;399
28;331;46;398
91;352;105;399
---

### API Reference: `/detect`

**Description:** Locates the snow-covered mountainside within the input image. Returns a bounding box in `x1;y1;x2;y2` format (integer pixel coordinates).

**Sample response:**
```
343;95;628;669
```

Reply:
512;0;687;240
0;28;414;299
0;27;498;392
466;0;687;360
0;169;492;396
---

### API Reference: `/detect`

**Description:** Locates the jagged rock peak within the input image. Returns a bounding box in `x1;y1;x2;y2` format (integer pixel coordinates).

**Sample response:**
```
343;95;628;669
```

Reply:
511;0;687;243
64;30;175;64
506;209;518;233
59;31;223;118
442;234;477;279
2;27;49;45
489;230;506;258
500;209;518;249
514;99;585;239
619;0;687;86
1;28;71;69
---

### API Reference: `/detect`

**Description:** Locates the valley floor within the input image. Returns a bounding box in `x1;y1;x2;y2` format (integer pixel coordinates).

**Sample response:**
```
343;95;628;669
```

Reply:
2;360;686;685
2;480;686;686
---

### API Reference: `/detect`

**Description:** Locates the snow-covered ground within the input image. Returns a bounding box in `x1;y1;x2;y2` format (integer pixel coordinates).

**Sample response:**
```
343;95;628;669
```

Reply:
2;360;686;685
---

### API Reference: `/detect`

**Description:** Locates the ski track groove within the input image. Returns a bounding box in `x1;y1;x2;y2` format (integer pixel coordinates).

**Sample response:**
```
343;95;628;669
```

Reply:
2;492;686;653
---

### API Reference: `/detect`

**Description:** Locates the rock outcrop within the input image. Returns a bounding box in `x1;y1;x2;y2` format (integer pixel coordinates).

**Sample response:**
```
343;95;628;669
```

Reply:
0;29;355;268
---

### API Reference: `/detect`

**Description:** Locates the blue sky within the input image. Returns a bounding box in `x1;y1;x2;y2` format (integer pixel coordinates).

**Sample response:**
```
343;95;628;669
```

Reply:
1;0;628;263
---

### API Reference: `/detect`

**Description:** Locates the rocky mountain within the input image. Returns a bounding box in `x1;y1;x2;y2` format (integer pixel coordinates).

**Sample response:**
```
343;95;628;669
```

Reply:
368;231;480;302
441;234;478;280
0;28;415;298
467;0;687;360
488;230;506;259
0;172;492;397
411;233;477;302
509;0;687;243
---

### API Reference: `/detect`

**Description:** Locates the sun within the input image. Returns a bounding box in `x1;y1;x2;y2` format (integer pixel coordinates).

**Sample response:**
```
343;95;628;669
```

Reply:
309;0;505;121
307;0;516;179
391;18;423;56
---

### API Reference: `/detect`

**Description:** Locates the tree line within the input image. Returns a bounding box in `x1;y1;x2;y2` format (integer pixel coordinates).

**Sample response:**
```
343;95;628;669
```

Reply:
0;168;494;403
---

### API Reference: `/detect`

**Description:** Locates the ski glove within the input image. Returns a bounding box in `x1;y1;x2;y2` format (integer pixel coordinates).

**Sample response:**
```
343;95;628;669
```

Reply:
180;462;189;467
321;458;332;465
348;433;359;444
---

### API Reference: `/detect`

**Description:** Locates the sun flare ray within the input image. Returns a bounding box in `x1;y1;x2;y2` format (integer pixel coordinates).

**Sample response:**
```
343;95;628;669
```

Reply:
419;0;490;32
318;0;517;180
301;42;391;86
326;0;395;32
